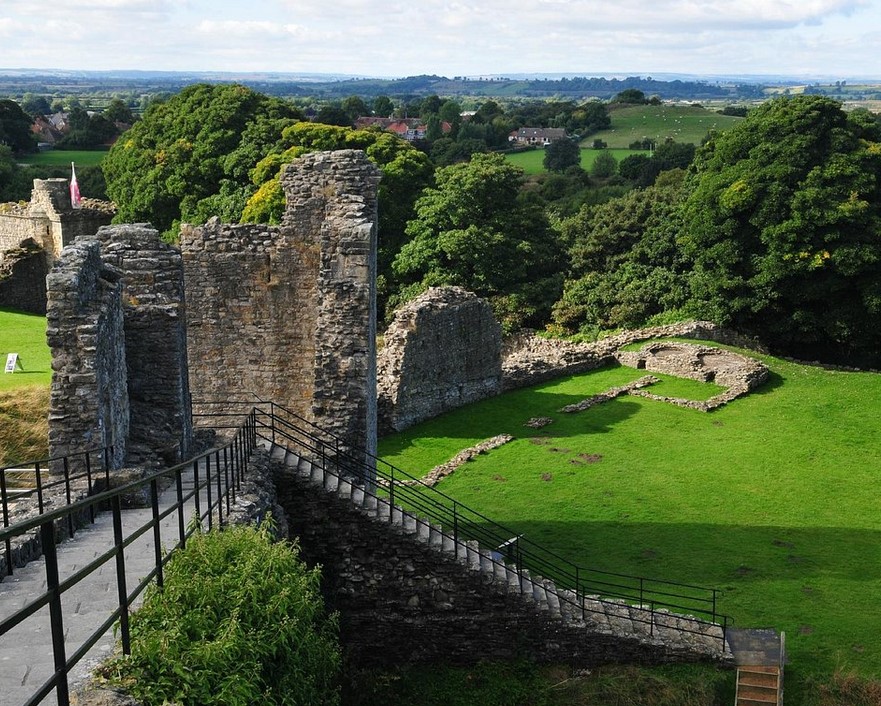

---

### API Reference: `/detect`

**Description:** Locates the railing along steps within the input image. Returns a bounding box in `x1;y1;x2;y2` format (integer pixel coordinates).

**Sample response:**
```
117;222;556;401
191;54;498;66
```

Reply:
265;442;728;659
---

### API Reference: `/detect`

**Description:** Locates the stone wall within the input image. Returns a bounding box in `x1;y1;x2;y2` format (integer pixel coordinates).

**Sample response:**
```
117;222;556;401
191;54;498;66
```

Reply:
0;238;50;314
377;287;502;434
182;150;381;463
274;459;726;669
46;240;129;470
93;224;192;466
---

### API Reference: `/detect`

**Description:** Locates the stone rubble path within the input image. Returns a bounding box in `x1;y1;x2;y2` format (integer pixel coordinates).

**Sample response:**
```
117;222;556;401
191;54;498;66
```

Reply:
0;457;217;706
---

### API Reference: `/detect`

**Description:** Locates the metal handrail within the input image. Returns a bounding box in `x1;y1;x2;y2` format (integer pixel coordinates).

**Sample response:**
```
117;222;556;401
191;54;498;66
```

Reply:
0;411;258;706
247;402;731;643
2;447;113;577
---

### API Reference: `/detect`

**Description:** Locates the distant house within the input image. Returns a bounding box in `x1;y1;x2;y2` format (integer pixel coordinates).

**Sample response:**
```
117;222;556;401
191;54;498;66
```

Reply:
509;127;567;146
357;117;451;143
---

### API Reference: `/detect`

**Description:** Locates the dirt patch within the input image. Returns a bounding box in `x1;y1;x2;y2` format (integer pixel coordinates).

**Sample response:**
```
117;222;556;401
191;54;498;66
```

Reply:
492;474;507;482
799;625;814;635
772;539;795;549
578;453;603;464
734;565;756;578
541;472;553;482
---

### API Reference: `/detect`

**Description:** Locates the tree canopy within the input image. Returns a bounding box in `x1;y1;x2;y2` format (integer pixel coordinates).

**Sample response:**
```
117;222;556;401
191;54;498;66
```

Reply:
680;95;881;364
393;152;564;330
102;83;301;235
0;99;36;154
543;138;581;173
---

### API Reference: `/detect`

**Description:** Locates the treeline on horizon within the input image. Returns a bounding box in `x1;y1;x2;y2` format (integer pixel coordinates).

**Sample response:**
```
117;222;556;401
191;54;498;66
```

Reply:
0;71;759;102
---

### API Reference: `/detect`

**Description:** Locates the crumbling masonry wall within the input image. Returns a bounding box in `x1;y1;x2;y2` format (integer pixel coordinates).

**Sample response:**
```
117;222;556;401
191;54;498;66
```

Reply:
0;239;50;315
377;287;502;434
46;240;128;469
92;224;192;466
182;150;381;460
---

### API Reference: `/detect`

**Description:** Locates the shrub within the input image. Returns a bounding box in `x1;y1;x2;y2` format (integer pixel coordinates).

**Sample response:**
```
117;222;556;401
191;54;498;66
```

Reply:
102;522;340;706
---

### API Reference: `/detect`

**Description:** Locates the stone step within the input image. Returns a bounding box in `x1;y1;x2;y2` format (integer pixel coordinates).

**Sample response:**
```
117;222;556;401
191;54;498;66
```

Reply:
428;523;445;549
337;479;352;500
466;540;481;571
544;580;561;616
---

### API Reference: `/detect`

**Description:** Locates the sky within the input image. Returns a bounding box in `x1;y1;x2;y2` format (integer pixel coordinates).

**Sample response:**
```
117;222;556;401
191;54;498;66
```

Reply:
1;0;880;79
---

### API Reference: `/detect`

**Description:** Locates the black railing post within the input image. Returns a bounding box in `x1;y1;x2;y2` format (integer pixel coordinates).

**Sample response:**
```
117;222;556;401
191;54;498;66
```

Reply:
205;454;213;531
63;457;73;539
35;461;44;513
215;450;223;527
452;502;458;544
270;402;276;445
150;478;163;589
41;519;69;706
640;577;644;608
223;446;232;515
85;452;95;523
389;467;395;523
576;566;583;620
193;458;202;526
103;447;111;488
712;589;718;623
176;466;186;549
1;469;11;577
111;494;131;654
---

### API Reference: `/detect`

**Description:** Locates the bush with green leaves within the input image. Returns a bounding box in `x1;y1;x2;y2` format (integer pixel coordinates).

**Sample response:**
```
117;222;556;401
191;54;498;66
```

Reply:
102;522;340;706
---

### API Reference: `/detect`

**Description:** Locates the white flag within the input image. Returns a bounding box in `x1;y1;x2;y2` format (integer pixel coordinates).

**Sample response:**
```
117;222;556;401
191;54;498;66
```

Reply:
70;162;82;208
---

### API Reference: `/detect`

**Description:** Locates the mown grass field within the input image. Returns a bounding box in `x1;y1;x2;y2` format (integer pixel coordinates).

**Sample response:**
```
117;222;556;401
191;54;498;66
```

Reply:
379;342;881;702
506;148;648;175
590;104;744;148
17;149;108;168
0;309;51;464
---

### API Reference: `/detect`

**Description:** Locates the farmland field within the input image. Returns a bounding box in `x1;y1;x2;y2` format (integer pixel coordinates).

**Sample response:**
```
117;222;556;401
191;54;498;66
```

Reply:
18;149;108;168
590;104;744;148
505;148;648;175
379;342;881;701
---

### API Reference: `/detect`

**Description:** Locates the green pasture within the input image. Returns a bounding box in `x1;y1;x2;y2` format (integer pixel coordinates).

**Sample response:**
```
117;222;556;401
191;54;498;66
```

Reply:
0;308;51;390
18;149;108;168
590;104;743;148
379;343;881;699
506;148;648;175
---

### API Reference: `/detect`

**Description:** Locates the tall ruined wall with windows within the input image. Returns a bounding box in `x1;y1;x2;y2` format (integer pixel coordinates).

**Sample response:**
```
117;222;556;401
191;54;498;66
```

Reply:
182;150;381;463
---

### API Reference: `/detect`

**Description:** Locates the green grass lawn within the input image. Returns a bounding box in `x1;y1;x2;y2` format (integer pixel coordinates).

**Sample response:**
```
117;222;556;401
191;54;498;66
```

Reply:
18;149;108;168
0;308;51;390
591;105;744;148
378;344;881;699
506;148;648;175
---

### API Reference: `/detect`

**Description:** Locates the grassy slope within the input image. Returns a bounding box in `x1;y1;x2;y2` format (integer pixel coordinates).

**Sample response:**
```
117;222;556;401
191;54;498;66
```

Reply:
17;149;107;167
378;345;881;698
591;105;743;147
506;148;648;175
0;309;51;464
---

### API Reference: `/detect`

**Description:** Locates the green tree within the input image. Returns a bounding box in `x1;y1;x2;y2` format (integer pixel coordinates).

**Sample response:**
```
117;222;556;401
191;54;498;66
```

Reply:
341;96;370;122
0;99;36;154
315;104;352;127
613;89;648;104
102;83;301;236
21;94;51;118
590;150;618;178
372;95;394;118
552;175;688;332
681;95;881;364
393;152;564;330
543;138;581;172
103;98;135;125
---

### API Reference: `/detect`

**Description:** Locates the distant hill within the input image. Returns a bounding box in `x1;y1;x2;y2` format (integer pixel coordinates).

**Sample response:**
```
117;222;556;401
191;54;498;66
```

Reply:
0;70;759;101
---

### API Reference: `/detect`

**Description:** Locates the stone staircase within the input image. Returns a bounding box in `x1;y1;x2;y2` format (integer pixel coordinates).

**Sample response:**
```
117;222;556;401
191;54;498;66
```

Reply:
266;441;733;663
729;629;785;706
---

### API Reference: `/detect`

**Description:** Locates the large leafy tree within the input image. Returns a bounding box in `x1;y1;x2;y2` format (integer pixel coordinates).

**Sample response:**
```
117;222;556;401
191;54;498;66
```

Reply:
681;95;881;364
393;152;564;330
543;138;581;173
102;84;301;235
0;99;36;154
552;173;689;333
